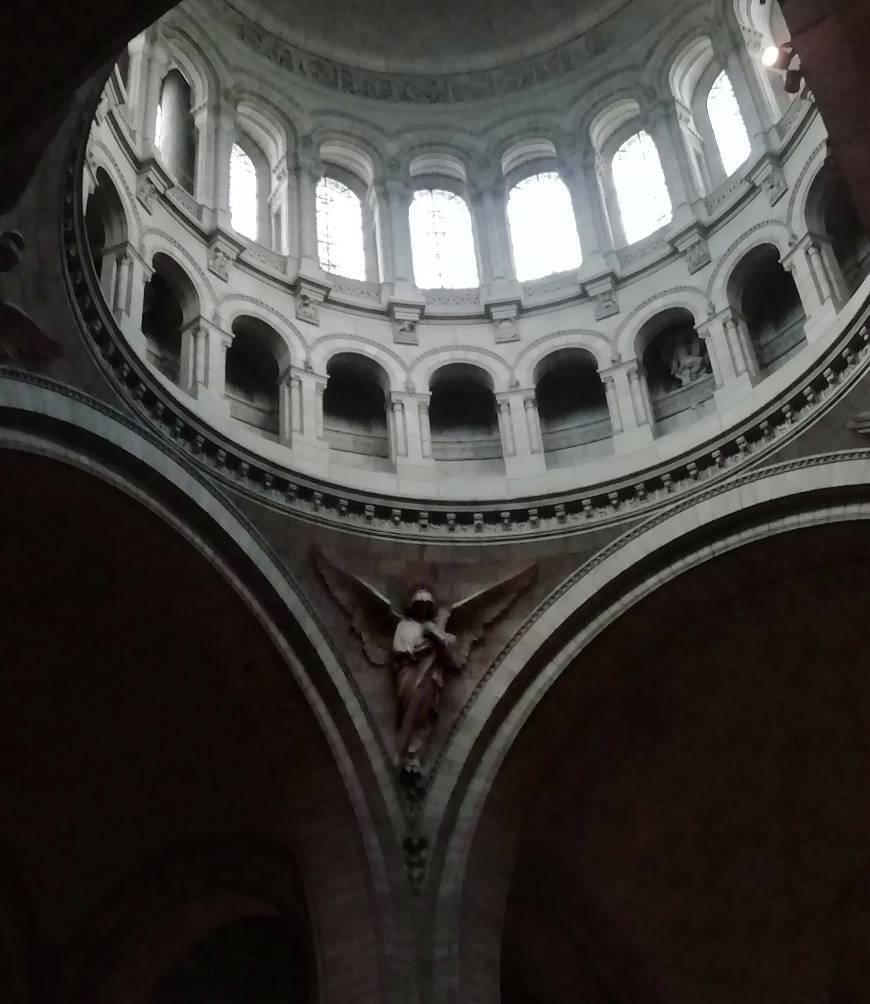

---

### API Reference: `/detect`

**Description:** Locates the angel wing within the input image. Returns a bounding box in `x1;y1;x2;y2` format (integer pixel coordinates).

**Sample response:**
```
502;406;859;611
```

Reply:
0;303;62;361
446;563;536;669
313;547;401;665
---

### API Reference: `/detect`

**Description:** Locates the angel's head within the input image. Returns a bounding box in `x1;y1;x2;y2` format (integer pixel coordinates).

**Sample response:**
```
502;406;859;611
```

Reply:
406;585;435;622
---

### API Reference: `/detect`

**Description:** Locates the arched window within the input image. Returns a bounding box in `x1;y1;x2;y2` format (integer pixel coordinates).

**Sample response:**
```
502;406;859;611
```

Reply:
707;71;751;176
409;188;479;289
507;172;582;281
316;176;366;280
155;69;196;193
611;131;672;244
229;144;258;241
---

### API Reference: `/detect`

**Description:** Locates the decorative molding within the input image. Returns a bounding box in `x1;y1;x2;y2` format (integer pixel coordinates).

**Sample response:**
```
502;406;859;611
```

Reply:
221;0;631;105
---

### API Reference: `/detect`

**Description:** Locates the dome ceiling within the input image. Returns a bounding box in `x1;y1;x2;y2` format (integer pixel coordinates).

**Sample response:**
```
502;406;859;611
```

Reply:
225;0;632;75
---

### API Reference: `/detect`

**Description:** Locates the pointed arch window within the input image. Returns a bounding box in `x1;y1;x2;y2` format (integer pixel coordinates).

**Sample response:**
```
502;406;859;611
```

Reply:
316;176;366;280
707;70;751;176
230;144;258;241
409;188;479;289
507;172;582;281
611;131;673;244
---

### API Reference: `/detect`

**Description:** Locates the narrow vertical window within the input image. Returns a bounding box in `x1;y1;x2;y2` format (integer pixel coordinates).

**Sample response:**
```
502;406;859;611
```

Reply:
507;172;582;281
612;131;673;244
316;177;366;280
707;71;751;176
230;144;258;241
409;188;479;288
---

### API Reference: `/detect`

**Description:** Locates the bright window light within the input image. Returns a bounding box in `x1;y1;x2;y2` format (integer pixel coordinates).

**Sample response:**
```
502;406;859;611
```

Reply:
612;131;673;244
154;102;164;152
409;188;479;289
707;71;752;176
507;172;582;281
316;176;366;280
229;144;258;241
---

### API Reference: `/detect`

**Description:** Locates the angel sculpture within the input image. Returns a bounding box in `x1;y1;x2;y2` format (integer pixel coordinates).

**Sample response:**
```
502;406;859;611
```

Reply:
314;550;536;768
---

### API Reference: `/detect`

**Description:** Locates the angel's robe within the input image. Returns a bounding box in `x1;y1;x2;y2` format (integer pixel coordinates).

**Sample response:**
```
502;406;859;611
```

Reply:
392;618;448;750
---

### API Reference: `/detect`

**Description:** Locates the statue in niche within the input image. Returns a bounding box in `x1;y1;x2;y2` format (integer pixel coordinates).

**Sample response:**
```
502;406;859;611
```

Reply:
662;329;709;388
314;550;535;770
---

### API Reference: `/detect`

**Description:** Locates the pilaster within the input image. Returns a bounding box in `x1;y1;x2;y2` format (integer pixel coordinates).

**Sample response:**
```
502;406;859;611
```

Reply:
602;361;655;454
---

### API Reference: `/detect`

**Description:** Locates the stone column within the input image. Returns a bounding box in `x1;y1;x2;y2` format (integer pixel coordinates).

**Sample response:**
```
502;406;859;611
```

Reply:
496;397;515;458
524;394;544;454
497;391;547;477
698;307;756;410
783;236;840;343
361;194;380;282
120;247;151;359
418;398;432;459
469;174;515;285
390;393;437;479
602;375;623;436
296;142;322;273
558;149;611;271
278;377;294;445
389;396;408;461
285;368;330;470
384;176;416;288
648;99;696;215
125;30;167;156
602;361;655;454
716;41;769;147
194;94;236;228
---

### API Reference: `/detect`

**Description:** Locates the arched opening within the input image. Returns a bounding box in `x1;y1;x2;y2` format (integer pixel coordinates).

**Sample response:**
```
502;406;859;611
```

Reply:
0;451;383;1004
728;244;806;374
457;520;870;1004
141;253;199;386
638;308;715;433
316;176;366;280
706;70;751;177
154;916;308;1004
534;350;612;468
323;353;391;468
155;69;196;193
226;316;284;437
229;143;259;242
84;168;128;301
611;131;672;244
409;188;479;289
807;168;870;297
429;364;504;475
506;172;582;281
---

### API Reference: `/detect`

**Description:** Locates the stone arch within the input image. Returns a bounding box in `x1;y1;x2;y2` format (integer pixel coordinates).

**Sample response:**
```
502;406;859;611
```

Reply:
142;230;217;316
706;219;791;306
85;167;131;301
85;147;142;246
786;139;828;238
161;25;222;111
64;838;314;1004
615;287;710;360
424;453;870;1004
513;330;615;387
0;377;412;1004
220;296;306;367
310;333;407;390
411;347;510;394
323;351;392;465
